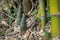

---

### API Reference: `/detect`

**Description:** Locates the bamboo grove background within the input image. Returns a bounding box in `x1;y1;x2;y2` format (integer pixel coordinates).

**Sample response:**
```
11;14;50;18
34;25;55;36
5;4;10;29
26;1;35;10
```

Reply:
0;0;60;40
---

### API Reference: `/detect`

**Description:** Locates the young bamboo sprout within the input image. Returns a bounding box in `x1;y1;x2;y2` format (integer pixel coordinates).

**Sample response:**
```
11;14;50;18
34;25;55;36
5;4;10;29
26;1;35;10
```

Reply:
15;7;22;25
20;14;27;33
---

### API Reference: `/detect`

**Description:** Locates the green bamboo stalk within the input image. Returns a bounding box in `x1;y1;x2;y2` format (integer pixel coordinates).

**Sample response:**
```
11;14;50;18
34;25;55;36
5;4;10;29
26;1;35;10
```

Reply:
38;0;46;27
49;0;60;39
58;0;60;37
58;0;60;11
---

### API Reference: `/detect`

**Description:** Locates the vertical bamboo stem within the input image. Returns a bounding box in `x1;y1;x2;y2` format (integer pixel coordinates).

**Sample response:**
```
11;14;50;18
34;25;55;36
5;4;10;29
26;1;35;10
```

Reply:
49;0;60;39
58;0;60;37
38;0;46;27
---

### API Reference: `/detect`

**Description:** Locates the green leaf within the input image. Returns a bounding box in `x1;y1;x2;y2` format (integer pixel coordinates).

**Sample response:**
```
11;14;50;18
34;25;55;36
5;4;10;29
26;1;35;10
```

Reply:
31;9;38;15
45;30;50;38
0;30;8;36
